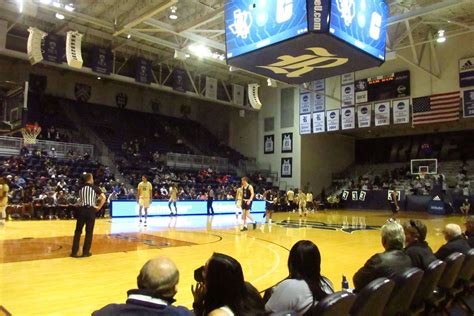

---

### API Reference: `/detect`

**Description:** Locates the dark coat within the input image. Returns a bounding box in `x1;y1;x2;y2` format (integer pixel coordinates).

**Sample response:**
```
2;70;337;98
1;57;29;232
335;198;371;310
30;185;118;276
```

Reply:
405;241;437;270
435;235;471;260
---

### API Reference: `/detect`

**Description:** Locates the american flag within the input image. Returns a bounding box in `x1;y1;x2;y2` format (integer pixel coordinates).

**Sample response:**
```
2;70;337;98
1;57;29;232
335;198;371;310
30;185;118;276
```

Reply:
412;91;460;126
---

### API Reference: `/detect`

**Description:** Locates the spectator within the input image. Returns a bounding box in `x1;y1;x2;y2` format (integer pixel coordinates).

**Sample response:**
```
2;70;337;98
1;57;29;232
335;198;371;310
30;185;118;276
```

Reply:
265;240;334;315
464;217;474;248
93;257;193;316
435;224;470;260
192;253;265;316
460;198;471;216
353;221;412;292
402;219;436;270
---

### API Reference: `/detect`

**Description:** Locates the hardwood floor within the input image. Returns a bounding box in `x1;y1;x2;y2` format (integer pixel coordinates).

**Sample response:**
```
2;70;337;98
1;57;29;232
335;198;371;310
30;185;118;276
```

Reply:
0;210;467;315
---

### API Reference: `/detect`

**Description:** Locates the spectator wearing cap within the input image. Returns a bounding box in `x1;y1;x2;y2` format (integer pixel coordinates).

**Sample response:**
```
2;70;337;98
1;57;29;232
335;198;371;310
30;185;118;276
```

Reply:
402;219;437;270
435;224;471;260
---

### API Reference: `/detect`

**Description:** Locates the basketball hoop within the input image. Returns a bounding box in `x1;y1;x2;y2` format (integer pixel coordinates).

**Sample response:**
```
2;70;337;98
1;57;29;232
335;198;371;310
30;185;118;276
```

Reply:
419;171;427;180
21;124;41;145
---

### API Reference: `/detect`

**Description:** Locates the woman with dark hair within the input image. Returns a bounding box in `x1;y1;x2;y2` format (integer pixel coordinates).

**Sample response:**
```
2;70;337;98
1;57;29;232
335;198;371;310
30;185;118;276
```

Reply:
265;240;333;315
192;253;265;316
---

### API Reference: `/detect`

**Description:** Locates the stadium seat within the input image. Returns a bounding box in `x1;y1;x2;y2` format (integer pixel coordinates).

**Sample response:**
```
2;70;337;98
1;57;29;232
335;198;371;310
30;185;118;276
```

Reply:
452;249;474;296
383;267;424;316
409;259;446;315
306;291;355;316
350;278;395;316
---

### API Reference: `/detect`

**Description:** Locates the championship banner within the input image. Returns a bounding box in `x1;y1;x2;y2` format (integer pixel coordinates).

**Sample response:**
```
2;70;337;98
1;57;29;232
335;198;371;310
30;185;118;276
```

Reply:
341;107;355;130
392;98;410;124
43;34;63;63
375;101;390;126
135;58;152;84
357;104;371;128
341;84;355;107
326;109;340;132
355;79;368;104
205;76;217;99
92;47;112;75
464;89;474;118
281;158;292;178
282;133;293;153
232;84;244;106
312;111;325;133
173;68;186;93
460;57;474;88
116;92;127;109
300;92;311;114
74;83;91;102
300;114;311;134
341;72;355;85
312;79;325;91
264;134;274;154
312;91;325;112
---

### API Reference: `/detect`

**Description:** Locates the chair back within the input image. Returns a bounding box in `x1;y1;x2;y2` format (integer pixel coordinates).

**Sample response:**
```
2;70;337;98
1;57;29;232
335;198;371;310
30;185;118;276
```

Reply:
383;268;424;316
350;278;394;316
306;291;355;316
457;249;474;283
438;252;465;289
411;260;446;307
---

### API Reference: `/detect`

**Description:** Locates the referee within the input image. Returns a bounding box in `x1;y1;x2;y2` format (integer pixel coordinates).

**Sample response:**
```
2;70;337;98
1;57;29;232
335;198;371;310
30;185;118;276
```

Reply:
71;173;105;258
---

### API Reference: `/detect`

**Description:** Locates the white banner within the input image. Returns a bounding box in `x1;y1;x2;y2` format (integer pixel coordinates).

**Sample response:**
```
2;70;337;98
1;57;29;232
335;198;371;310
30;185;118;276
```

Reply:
341;107;355;130
299;114;311;134
312;112;325;133
341;84;355;107
355;79;368;104
392;98;410;124
326;110;340;131
341;72;355;85
312;79;325;90
300;92;311;114
357;104;371;128
312;90;325;112
205;76;217;99
232;84;244;106
375;101;391;126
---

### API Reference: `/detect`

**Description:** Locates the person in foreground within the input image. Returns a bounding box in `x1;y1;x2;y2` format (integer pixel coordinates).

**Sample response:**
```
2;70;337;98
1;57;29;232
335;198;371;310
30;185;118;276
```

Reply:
265;240;334;315
93;257;193;316
192;253;265;316
435;223;470;260
465;217;474;247
353;220;412;292
402;219;436;270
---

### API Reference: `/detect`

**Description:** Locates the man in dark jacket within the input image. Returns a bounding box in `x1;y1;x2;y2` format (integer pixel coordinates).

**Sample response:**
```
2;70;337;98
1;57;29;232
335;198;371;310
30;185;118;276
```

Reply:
403;219;437;270
465;217;474;248
353;221;412;291
435;224;471;260
93;257;193;316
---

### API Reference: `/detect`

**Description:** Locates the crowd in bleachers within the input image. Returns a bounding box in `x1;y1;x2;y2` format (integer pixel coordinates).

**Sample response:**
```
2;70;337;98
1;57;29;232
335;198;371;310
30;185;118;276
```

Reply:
93;219;474;315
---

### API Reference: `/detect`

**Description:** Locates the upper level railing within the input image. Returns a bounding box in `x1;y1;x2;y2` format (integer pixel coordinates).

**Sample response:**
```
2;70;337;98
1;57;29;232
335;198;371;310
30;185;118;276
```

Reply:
0;136;94;158
166;152;231;172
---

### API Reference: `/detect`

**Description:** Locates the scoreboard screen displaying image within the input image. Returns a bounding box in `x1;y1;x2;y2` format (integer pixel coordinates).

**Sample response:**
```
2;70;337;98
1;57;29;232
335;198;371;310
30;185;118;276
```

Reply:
329;0;388;61
225;0;309;59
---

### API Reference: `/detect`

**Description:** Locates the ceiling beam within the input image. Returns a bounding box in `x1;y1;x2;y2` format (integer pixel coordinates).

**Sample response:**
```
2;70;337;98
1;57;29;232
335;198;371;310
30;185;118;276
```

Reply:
177;8;224;32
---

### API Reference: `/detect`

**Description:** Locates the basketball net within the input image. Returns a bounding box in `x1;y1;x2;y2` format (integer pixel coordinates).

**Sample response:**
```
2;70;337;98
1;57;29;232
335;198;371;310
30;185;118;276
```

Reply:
21;125;41;145
419;172;426;180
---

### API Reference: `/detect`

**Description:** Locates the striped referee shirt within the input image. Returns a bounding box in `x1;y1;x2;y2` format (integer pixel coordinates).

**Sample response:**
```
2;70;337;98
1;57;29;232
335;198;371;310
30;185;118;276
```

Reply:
79;184;101;207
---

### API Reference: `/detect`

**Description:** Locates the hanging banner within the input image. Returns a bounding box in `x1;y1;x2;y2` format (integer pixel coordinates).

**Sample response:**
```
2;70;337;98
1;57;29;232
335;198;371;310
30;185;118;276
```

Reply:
357;104;371;128
42;34;64;63
341;107;355;130
341;72;355;85
264;135;274;154
375;101;391;126
300;92;311;114
463;89;474;118
460;57;474;88
312;79;325;90
341;84;355;107
312;111;325;133
173;68;186;93
92;47;112;75
232;84;244;106
205;76;217;99
393;98;410;124
312;91;325;112
281;158;293;178
355;79;369;104
116;92;128;109
135;58;152;84
326;109;340;132
300;114;312;134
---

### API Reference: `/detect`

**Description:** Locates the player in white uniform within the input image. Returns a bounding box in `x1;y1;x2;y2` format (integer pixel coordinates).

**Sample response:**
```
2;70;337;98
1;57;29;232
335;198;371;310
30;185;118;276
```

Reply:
137;175;152;226
0;177;9;225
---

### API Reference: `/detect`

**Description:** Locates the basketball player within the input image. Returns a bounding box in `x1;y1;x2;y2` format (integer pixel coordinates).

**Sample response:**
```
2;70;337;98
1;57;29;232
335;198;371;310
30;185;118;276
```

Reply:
389;185;400;216
287;188;295;212
306;191;314;213
168;183;178;216
298;189;308;217
263;187;277;224
0;177;9;225
235;185;243;221
137;175;152;226
241;177;257;231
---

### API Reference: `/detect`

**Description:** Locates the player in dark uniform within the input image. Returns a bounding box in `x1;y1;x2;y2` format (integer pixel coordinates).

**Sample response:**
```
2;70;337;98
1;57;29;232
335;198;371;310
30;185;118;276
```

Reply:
241;177;257;231
389;184;400;216
263;187;277;224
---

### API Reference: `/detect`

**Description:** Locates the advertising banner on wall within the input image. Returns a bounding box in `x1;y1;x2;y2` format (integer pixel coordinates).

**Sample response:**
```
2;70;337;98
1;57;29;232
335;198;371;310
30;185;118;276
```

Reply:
460;57;474;88
341;107;355;130
375;101;391;126
463;89;474;118
326;109;340;131
357;104;371;128
392;98;410;124
312;112;325;133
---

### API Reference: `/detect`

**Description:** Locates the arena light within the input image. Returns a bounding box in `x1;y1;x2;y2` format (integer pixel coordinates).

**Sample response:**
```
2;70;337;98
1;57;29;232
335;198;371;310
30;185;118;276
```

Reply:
40;0;52;4
169;6;178;20
16;0;23;13
189;44;212;58
127;34;132;39
64;4;75;12
436;30;446;43
97;76;101;80
55;12;65;20
52;1;61;8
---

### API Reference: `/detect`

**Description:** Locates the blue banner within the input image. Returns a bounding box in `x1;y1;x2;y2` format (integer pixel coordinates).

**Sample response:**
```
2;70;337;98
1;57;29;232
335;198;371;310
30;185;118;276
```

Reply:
463;89;474;118
42;34;63;63
173;68;186;92
135;58;153;84
92;47;112;75
111;200;265;217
